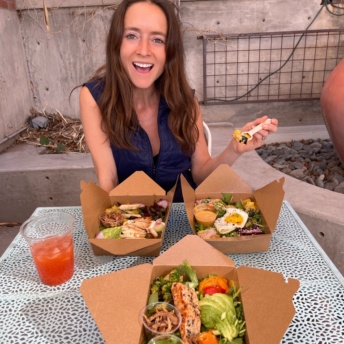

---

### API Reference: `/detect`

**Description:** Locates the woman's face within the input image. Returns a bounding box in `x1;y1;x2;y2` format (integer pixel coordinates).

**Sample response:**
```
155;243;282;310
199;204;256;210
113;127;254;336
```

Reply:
120;2;167;90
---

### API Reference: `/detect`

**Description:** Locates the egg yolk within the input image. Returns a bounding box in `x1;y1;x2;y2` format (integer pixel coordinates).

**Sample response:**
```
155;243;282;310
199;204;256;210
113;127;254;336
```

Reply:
225;213;244;225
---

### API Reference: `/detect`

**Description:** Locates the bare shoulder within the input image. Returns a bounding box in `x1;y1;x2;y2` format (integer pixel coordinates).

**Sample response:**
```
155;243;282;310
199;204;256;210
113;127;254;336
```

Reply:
80;86;102;126
80;86;98;108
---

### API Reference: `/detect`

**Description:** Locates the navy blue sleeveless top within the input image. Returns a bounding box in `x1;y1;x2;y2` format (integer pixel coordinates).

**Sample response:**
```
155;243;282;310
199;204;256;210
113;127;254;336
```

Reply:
83;80;196;201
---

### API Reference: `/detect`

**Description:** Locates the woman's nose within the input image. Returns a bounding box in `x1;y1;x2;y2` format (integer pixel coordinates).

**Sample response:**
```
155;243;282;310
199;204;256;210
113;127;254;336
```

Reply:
136;38;151;56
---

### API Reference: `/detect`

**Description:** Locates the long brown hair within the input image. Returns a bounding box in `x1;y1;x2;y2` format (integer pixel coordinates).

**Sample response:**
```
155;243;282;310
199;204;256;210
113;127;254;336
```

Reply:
89;0;198;154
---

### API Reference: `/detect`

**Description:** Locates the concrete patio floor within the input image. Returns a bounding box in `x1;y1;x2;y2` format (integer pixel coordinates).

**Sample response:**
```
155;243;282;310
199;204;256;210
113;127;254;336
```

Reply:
0;225;19;256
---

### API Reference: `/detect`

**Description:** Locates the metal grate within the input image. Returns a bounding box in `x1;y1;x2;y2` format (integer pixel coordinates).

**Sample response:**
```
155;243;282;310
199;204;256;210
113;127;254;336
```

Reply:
202;29;344;105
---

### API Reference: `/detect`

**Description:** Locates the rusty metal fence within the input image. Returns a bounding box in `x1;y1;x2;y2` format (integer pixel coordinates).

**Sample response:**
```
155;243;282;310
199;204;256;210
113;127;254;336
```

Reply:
202;29;344;105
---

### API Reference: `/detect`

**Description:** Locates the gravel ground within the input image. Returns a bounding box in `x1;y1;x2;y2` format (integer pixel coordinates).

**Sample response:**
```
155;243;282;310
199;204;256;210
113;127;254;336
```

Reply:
256;138;344;195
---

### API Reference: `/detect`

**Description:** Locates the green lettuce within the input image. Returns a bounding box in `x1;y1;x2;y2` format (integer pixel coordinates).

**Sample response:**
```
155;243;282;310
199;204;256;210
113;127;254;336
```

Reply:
178;260;198;289
150;260;198;303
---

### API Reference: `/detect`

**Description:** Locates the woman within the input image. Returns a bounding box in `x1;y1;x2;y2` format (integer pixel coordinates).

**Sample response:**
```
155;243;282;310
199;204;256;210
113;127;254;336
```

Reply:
80;0;278;201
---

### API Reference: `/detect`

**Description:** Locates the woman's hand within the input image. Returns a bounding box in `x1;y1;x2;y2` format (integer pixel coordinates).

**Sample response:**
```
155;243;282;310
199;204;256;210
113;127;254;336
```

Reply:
230;115;278;155
191;114;278;186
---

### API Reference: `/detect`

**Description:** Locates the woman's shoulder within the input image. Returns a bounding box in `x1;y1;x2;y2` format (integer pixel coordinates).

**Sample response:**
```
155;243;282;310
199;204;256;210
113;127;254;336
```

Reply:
83;79;104;102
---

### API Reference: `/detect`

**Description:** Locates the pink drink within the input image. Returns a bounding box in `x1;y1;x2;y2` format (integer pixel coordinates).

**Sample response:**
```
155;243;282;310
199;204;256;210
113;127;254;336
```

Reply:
30;235;74;286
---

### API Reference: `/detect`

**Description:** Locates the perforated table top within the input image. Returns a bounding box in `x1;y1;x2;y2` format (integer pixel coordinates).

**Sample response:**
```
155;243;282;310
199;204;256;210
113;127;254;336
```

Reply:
0;201;343;343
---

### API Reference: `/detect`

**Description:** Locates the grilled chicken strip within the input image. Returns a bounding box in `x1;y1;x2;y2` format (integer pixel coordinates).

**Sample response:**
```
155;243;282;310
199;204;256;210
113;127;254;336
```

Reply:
171;282;201;344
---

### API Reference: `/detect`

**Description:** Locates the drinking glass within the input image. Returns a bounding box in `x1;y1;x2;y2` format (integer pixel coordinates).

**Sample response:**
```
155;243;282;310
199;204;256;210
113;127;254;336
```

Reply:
20;212;75;286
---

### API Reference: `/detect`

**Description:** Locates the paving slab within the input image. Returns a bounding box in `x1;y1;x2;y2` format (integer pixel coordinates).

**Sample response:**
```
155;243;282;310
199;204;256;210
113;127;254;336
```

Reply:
0;226;20;257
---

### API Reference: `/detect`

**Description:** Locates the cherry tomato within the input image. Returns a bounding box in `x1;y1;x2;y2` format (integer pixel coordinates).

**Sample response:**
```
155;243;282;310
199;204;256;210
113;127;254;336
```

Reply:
199;276;229;294
203;285;226;295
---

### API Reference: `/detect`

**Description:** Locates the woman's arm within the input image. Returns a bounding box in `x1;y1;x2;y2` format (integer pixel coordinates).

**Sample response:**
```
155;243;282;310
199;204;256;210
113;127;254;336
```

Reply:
191;102;278;185
80;86;118;192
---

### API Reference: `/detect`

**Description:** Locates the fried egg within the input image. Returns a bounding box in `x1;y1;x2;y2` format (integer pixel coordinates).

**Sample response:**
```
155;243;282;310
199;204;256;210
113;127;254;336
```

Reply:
214;208;249;234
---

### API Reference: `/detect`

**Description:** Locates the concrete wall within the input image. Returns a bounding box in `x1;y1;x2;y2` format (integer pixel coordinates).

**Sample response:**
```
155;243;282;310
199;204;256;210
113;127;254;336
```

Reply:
0;8;34;146
1;0;344;222
0;144;96;222
1;0;344;145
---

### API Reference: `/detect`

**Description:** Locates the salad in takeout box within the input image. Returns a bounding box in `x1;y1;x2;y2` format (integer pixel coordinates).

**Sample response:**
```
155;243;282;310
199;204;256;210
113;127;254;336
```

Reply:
181;164;285;254
80;171;175;256
80;235;300;344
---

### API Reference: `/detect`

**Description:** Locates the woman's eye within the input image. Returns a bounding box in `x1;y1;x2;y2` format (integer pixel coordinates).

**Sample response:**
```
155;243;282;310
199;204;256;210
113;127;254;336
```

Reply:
152;37;165;45
126;33;137;40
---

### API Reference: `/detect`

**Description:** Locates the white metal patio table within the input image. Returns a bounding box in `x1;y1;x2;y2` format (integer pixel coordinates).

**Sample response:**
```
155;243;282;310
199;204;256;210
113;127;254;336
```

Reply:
0;201;343;343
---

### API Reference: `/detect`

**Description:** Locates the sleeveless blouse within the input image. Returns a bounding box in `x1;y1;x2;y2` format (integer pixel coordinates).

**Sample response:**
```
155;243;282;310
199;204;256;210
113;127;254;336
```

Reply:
83;80;196;201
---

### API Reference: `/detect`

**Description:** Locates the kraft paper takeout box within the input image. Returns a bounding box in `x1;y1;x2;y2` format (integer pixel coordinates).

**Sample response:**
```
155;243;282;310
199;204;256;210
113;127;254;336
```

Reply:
80;235;300;344
181;164;285;254
80;171;175;256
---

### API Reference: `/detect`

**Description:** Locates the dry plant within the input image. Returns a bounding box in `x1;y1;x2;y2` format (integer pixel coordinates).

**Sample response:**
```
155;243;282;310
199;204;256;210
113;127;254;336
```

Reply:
16;108;89;154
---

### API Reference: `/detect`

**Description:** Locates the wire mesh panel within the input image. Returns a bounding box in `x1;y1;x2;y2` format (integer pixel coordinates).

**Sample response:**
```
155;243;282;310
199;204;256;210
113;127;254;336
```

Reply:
202;29;344;105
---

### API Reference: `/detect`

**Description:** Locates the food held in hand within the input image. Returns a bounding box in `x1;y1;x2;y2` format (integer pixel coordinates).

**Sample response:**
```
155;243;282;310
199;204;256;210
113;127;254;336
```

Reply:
96;200;168;239
193;193;265;238
232;129;251;144
233;119;271;144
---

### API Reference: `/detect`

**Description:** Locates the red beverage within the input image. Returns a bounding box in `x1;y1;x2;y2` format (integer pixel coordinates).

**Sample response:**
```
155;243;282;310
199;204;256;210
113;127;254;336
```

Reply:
30;235;74;286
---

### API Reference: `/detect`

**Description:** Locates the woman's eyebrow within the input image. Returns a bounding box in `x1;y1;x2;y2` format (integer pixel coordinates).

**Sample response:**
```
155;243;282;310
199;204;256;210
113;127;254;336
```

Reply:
124;26;166;37
151;30;166;37
124;26;140;32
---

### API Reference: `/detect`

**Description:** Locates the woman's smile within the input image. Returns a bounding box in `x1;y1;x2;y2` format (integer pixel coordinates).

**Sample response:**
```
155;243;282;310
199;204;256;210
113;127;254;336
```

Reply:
133;62;154;73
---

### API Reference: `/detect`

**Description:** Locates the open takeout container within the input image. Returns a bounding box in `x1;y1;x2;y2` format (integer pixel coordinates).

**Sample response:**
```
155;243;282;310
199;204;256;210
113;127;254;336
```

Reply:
80;235;300;344
181;164;285;254
80;171;175;256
